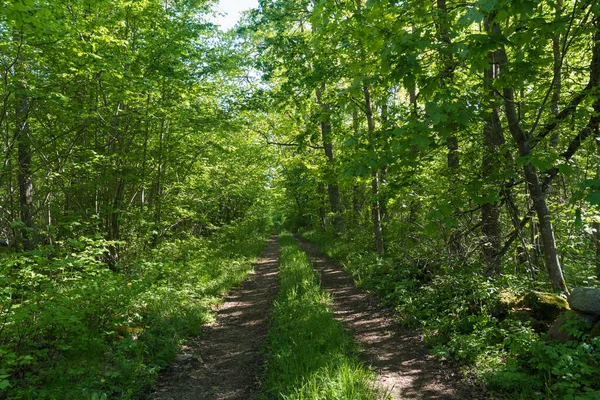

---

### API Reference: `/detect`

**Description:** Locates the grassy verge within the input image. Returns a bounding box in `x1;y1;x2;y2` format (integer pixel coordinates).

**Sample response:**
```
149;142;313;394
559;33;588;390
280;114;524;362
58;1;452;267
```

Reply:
260;233;381;400
0;215;271;399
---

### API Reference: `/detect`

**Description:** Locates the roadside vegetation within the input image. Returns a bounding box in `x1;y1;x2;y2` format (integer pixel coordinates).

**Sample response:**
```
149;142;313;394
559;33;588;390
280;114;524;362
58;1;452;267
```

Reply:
1;1;274;398
0;214;271;399
300;230;600;399
260;233;381;400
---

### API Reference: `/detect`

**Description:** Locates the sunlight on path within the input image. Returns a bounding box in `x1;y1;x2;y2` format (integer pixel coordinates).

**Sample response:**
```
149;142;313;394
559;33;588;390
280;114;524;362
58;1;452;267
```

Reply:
151;237;279;400
295;237;484;400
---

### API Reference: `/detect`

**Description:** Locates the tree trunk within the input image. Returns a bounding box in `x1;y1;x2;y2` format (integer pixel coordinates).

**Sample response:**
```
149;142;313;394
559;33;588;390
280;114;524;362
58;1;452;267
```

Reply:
481;19;505;275
363;85;384;255
352;109;362;227
436;0;459;173
14;29;35;251
490;20;568;293
107;178;125;270
550;0;563;147
380;99;389;225
595;136;600;280
316;85;345;233
152;118;166;247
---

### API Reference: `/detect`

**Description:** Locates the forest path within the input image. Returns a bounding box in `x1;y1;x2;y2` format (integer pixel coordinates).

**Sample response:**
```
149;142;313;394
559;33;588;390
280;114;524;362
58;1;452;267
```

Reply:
150;236;280;400
295;236;484;400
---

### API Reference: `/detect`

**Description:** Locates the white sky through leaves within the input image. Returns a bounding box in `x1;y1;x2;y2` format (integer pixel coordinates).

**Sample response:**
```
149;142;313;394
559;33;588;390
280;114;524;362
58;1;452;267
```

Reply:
213;0;259;30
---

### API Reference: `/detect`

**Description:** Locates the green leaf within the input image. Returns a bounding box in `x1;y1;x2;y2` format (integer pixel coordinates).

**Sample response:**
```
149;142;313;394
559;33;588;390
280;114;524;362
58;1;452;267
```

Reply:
585;192;600;206
411;135;430;150
529;157;553;171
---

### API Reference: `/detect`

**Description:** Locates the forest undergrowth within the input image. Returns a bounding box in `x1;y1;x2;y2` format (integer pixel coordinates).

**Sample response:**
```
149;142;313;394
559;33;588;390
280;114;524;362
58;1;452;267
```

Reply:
260;233;381;400
301;230;600;400
0;214;271;400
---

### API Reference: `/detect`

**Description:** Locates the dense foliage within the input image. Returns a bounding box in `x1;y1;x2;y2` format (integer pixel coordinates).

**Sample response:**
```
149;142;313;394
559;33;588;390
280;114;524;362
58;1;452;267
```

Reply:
2;0;600;398
302;230;600;398
0;0;274;398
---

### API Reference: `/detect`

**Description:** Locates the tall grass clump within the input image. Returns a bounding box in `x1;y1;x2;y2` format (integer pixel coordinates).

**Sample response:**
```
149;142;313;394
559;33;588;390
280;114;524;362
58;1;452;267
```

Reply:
260;233;382;400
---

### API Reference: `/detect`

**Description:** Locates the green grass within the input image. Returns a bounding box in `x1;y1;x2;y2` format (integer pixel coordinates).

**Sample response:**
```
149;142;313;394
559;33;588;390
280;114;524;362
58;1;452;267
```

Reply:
260;233;382;400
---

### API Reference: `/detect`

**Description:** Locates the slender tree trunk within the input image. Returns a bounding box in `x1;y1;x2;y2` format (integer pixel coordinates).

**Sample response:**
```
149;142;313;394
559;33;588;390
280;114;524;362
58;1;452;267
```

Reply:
435;0;463;256
363;85;384;255
436;0;459;173
141;93;151;213
550;0;563;147
592;20;600;281
481;20;505;275
14;29;35;251
316;85;345;233
352;109;362;227
152;118;166;247
595;137;600;280
490;20;568;293
380;99;390;225
408;87;420;227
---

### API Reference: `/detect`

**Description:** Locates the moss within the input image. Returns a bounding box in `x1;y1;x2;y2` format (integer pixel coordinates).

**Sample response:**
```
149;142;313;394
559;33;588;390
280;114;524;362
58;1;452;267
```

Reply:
499;289;521;307
491;289;522;319
520;291;570;322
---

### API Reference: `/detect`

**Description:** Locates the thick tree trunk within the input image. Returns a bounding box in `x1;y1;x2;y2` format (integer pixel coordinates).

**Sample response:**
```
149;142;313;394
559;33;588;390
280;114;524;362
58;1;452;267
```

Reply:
316;85;345;233
481;21;505;275
363;85;384;255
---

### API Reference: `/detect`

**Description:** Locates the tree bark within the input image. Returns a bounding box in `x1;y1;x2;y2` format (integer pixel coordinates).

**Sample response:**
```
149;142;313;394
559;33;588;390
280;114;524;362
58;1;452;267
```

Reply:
352;109;362;227
595;136;600;280
14;29;35;251
316;84;345;233
363;85;384;255
436;0;459;173
489;20;568;293
481;19;505;275
550;0;563;147
380;98;389;225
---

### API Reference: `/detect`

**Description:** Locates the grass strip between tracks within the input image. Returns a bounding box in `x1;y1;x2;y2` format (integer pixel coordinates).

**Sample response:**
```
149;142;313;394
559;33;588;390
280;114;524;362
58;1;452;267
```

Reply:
260;233;380;399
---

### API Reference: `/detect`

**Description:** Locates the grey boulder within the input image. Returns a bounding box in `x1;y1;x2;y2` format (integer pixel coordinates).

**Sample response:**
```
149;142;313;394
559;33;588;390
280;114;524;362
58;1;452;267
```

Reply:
568;287;600;316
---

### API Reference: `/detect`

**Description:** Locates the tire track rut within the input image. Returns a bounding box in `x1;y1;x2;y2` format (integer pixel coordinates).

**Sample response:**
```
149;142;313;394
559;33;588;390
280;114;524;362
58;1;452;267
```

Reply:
296;236;484;400
150;236;280;400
